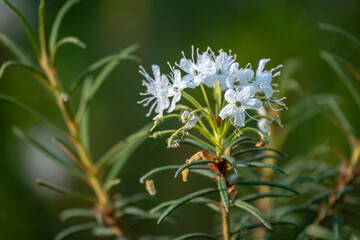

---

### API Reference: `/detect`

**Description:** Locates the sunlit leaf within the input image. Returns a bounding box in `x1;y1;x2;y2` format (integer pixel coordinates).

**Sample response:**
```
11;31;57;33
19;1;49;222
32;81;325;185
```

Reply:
233;199;273;230
157;188;217;224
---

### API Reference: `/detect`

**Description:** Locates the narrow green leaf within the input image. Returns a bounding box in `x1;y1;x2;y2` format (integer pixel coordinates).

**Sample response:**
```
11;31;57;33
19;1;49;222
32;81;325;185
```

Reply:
218;176;230;212
98;124;150;168
55;222;98;240
0;95;63;132
103;178;121;193
228;136;254;150
306;224;335;240
115;193;152;210
36;179;96;203
189;169;219;179
180;137;214;153
319;22;360;48
337;185;352;200
52;36;86;66
231;180;301;195
103;124;151;183
0;61;47;81
233;147;287;158
321;50;360;109
92;227;116;237
234;199;273;230
221;154;238;173
240;192;292;202
236;162;288;175
140;165;181;184
305;191;331;208
235;220;299;232
12;126;86;180
333;212;342;240
157;188;217;224
149;197;219;214
68;44;139;95
3;0;40;55
49;0;80;54
174;160;213;178
60;208;97;222
78;77;92;150
38;0;46;55
173;233;217;240
237;154;283;163
0;32;32;64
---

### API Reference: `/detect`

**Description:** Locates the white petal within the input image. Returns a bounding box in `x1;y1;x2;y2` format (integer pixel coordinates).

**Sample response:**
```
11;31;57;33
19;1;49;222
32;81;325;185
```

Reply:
233;110;245;127
256;59;270;76
179;58;192;74
152;65;161;80
261;85;274;99
224;89;238;104
219;104;234;119
238;86;256;101
167;92;181;113
242;98;262;110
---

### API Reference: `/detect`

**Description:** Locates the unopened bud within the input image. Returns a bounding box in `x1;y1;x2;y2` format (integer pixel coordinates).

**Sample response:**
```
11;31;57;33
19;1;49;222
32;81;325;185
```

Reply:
182;168;189;182
145;179;156;196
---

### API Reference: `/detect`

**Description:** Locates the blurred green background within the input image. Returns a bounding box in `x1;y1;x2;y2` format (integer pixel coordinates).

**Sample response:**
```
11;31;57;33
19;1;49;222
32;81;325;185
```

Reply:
0;0;359;239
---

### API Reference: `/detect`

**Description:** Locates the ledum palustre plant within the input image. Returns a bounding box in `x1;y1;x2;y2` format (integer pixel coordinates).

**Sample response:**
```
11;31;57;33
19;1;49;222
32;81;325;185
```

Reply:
0;0;151;239
138;46;301;239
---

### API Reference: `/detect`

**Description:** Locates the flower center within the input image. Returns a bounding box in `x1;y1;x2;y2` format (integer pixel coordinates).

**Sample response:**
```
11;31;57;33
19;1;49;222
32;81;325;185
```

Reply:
235;101;241;107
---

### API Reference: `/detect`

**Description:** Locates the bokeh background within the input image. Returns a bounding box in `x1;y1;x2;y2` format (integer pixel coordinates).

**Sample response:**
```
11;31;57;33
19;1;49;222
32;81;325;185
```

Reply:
0;0;359;239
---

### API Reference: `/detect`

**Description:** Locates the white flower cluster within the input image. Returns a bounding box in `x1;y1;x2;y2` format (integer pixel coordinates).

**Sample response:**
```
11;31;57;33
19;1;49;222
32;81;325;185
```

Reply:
139;47;286;127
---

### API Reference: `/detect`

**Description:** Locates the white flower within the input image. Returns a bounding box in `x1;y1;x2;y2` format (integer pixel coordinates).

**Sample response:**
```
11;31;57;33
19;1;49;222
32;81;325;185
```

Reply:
181;111;198;129
203;49;235;91
219;86;262;126
138;65;172;116
226;63;255;90
255;59;282;99
258;118;271;136
178;47;215;88
167;67;187;113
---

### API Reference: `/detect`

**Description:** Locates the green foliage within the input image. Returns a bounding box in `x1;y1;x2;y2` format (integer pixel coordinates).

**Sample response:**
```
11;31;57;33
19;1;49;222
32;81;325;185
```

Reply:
0;0;150;239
